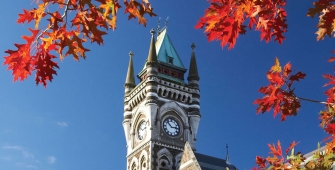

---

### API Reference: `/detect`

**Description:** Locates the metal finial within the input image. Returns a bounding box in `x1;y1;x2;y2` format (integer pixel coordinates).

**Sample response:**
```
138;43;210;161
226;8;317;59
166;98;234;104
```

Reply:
165;16;169;27
191;43;196;50
226;144;228;154
226;144;230;164
150;28;155;35
129;51;134;58
157;17;161;33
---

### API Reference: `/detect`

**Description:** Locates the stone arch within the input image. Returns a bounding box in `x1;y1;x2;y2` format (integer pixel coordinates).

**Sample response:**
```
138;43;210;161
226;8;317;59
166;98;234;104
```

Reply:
139;150;148;170
177;93;181;101
163;89;167;97
172;92;176;99
131;106;147;132
174;152;183;170
182;95;186;102
187;96;191;103
130;156;138;170
158;102;188;127
158;88;162;96
157;148;173;169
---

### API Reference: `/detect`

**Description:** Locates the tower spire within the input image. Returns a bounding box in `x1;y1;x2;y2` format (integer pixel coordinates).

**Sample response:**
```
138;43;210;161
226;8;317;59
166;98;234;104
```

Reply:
146;28;158;65
226;144;230;164
157;17;161;34
187;43;200;81
125;51;135;93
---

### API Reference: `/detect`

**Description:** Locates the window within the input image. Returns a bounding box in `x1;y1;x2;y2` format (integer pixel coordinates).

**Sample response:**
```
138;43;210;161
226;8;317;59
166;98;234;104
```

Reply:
140;156;146;170
131;162;137;170
168;57;173;64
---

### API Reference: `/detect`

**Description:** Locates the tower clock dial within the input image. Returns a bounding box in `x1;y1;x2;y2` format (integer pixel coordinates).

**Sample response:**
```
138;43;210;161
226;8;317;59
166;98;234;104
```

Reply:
137;120;147;140
163;118;180;137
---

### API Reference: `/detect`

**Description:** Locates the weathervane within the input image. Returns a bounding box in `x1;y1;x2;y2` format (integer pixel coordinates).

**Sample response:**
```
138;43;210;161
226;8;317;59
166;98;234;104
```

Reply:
157;17;161;34
165;16;169;27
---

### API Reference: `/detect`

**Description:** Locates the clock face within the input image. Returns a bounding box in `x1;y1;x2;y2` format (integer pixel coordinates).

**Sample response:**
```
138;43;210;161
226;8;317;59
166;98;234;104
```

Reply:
163;118;180;137
137;120;147;140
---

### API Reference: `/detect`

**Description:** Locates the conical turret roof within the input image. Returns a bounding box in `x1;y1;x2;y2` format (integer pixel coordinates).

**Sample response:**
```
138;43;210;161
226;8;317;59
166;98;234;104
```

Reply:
147;29;158;64
188;43;199;81
125;51;135;87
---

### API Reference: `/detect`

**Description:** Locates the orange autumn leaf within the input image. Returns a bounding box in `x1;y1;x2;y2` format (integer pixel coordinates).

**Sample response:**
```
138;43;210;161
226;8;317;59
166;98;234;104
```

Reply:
271;57;282;73
285;141;299;155
5;0;156;87
196;0;287;49
254;57;304;121
4;28;40;82
268;141;282;157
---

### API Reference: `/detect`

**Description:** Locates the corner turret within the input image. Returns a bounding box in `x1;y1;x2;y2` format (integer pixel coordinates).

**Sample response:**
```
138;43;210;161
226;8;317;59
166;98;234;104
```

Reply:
146;28;158;67
187;43;200;89
125;51;136;94
187;43;201;149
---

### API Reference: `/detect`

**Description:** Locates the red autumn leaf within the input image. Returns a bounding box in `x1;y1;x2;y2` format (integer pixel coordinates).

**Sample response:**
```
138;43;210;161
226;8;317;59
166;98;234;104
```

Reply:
325;123;335;135
255;156;267;168
283;62;292;78
328;56;335;62
285;141;299;155
4;28;40;82
124;0;156;27
268;141;282;157
17;9;34;24
196;0;287;49
323;74;335;87
5;0;158;87
289;72;306;82
34;50;60;87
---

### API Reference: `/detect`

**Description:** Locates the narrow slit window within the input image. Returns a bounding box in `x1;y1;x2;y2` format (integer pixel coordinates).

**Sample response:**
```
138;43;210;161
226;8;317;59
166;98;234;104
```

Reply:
168;57;173;64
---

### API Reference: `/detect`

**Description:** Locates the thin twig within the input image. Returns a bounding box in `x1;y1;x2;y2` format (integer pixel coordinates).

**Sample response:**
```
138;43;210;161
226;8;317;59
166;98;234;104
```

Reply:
296;96;332;105
36;0;71;40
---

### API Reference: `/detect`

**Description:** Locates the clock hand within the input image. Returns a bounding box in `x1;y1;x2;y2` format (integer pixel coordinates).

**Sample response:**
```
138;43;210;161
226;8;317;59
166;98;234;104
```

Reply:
167;122;173;129
168;122;179;129
168;122;174;128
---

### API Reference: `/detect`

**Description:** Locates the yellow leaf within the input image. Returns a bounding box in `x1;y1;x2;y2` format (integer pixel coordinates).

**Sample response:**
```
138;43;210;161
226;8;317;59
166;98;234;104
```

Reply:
270;57;282;73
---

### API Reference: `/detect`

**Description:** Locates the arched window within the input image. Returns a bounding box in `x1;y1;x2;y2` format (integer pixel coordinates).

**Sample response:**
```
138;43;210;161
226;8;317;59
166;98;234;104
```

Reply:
158;88;162;96
131;162;137;170
159;155;170;170
177;94;181;101
140;156;147;170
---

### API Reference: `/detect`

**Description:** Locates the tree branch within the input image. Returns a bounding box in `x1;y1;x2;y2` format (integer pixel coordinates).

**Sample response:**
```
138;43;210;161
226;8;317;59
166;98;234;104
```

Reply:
296;96;331;105
36;0;71;41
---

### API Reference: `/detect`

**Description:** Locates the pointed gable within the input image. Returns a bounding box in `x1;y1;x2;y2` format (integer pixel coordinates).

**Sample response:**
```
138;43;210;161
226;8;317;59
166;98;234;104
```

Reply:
156;28;185;69
179;142;202;170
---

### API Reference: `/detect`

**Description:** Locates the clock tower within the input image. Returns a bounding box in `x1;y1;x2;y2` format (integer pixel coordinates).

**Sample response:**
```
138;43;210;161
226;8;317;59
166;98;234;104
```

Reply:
122;27;200;170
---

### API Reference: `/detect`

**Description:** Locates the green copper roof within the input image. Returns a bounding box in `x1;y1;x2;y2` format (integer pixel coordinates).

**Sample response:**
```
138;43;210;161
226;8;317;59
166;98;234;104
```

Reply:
155;28;185;69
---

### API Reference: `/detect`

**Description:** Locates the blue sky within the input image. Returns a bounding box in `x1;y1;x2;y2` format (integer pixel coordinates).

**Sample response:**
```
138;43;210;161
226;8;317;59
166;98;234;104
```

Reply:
0;0;334;169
